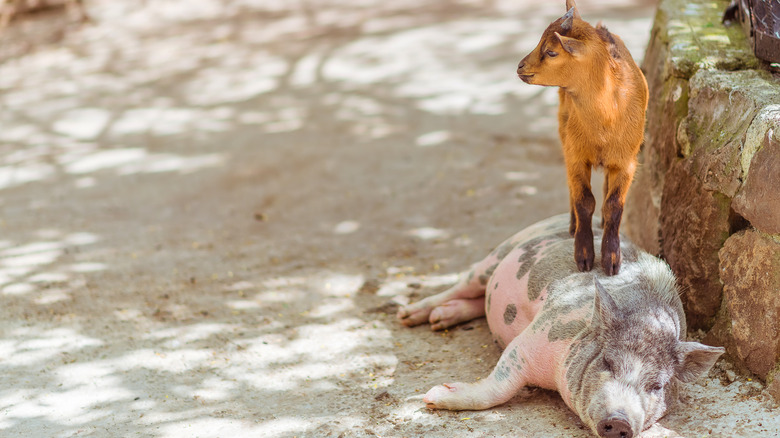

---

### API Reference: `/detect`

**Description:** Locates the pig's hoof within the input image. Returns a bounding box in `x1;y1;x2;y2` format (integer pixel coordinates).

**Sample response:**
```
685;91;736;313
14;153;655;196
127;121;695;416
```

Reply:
429;299;485;331
423;383;458;409
397;303;433;327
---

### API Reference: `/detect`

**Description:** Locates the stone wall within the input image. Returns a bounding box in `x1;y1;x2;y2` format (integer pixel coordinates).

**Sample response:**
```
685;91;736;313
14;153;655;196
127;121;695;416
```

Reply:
624;0;780;392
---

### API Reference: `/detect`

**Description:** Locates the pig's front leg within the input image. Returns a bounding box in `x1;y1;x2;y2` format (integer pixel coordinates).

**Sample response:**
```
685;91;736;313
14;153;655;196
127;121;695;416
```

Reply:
424;342;529;410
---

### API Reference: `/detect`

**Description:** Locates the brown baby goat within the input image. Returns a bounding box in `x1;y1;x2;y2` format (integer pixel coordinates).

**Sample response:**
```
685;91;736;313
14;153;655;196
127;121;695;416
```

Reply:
516;0;648;275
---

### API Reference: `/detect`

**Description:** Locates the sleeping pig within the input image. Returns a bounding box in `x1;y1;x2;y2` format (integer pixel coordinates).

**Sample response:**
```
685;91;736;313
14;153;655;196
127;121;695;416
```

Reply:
397;214;724;438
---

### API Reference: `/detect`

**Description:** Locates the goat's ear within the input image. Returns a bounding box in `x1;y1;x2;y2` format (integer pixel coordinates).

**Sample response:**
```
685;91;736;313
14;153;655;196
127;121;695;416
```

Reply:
555;32;585;56
565;1;581;19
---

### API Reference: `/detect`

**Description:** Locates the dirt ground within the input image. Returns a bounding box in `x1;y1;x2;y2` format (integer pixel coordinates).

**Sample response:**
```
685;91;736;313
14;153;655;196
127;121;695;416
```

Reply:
0;0;778;437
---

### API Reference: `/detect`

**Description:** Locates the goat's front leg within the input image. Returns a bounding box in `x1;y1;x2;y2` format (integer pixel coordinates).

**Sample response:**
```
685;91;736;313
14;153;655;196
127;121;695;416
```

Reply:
566;160;595;272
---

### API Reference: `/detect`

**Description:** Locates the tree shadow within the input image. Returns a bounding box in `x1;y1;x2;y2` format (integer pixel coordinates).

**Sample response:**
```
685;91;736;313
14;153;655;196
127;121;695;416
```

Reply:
2;0;768;437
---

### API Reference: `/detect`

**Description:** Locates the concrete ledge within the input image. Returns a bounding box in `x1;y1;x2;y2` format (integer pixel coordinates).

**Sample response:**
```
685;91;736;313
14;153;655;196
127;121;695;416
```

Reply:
624;0;780;387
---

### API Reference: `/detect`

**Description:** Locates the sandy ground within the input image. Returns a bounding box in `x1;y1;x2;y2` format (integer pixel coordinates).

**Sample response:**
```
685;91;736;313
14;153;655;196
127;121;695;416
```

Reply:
0;0;778;437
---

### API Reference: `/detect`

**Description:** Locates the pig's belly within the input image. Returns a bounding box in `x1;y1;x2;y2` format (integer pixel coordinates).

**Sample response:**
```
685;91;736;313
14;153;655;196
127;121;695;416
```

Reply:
485;249;546;348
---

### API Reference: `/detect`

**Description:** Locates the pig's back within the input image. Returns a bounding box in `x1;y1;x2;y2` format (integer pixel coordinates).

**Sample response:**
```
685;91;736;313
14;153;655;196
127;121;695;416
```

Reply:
485;214;586;346
484;214;669;348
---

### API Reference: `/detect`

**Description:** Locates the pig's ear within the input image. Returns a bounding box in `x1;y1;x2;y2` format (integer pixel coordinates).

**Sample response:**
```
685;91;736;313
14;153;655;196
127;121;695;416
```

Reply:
592;278;619;328
555;32;585;56
676;342;726;383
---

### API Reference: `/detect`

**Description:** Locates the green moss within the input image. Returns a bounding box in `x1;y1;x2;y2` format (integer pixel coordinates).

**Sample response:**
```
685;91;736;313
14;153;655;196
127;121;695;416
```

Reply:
658;0;760;78
685;71;766;155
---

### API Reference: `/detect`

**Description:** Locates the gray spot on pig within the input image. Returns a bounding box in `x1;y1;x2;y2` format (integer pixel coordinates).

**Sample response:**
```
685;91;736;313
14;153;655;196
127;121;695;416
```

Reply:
494;362;512;382
466;270;475;284
504;304;517;325
492;240;516;261
515;241;541;283
548;319;587;342
479;263;499;286
507;348;526;371
486;290;492;316
529;275;592;334
516;230;573;300
526;240;580;301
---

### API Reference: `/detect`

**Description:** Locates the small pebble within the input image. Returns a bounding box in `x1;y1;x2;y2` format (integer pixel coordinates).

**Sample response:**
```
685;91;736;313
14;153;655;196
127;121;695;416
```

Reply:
726;370;736;383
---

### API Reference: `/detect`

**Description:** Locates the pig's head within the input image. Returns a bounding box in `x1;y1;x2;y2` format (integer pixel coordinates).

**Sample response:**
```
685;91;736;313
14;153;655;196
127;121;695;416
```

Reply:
571;279;724;438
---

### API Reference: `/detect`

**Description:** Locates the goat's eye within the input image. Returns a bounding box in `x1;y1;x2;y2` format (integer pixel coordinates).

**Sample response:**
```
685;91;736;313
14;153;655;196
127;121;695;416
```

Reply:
603;357;613;373
545;50;558;58
649;383;663;392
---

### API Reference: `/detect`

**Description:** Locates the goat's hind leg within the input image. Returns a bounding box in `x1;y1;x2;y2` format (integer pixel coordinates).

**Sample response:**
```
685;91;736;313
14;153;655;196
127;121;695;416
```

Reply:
601;164;635;275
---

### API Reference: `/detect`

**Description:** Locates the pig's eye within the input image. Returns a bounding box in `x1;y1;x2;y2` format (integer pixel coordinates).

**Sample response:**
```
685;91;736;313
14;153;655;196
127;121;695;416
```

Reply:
649;383;663;392
545;50;559;58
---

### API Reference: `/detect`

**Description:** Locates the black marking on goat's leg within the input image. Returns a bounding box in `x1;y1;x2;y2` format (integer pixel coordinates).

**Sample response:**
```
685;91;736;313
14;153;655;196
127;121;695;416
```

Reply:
573;185;595;272
601;189;623;275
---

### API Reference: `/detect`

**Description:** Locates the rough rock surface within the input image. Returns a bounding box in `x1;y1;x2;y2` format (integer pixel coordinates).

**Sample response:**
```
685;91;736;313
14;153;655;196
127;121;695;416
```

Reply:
622;165;661;256
733;124;780;234
686;70;780;198
719;230;780;379
659;160;729;328
627;0;780;390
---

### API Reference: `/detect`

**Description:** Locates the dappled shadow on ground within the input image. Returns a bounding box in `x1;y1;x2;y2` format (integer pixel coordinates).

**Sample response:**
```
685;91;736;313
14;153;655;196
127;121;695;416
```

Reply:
0;252;593;437
3;0;774;437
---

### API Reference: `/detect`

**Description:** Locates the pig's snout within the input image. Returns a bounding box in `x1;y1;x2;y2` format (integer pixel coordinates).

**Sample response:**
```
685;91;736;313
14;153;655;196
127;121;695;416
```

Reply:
596;412;633;438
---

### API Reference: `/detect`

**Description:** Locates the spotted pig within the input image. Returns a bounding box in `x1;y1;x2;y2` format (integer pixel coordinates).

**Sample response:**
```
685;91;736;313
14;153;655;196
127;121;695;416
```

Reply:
398;214;724;438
